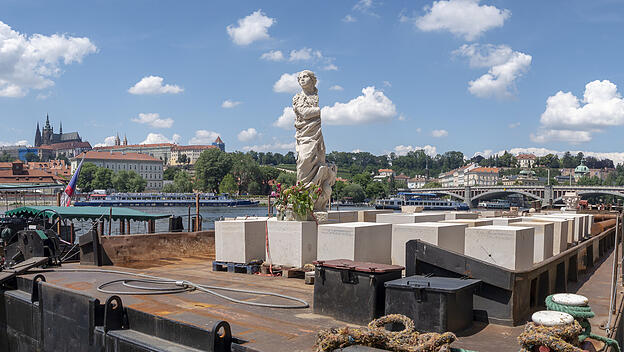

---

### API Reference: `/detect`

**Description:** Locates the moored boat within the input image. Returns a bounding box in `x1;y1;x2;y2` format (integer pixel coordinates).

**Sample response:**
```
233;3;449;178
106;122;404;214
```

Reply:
74;192;259;207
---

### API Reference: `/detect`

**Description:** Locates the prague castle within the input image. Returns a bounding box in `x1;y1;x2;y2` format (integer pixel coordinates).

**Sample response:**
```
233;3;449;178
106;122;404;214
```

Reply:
34;114;83;147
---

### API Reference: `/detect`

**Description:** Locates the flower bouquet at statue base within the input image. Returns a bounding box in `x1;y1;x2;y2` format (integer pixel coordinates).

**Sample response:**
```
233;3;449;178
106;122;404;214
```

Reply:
274;182;321;222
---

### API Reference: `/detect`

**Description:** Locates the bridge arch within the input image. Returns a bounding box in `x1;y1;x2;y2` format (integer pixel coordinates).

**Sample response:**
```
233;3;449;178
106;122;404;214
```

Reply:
471;189;543;203
430;191;465;201
553;190;624;203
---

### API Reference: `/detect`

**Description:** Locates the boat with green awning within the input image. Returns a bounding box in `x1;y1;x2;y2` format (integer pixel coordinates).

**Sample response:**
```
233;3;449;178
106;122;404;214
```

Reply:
5;206;170;222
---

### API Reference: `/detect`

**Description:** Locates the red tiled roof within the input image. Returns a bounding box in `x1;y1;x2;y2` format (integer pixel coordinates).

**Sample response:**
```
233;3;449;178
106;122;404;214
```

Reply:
378;169;393;172
74;150;162;162
38;141;92;150
468;167;499;173
214;136;224;144
517;153;536;160
172;145;217;151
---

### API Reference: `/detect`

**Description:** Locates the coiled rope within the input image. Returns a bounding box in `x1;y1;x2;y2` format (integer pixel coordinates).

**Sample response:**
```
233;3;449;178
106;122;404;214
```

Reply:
517;320;584;352
315;314;476;352
545;294;620;352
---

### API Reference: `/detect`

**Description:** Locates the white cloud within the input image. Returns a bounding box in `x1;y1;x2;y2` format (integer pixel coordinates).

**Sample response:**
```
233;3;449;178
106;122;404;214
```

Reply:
455;44;532;99
383;81;392;87
343;15;357;23
0;20;97;98
323;64;339;71
288;48;322;62
93;136;117;148
131;113;174;128
242;140;295;152
222;99;241;108
322;86;397;125
273;73;300;93
273;106;295;129
398;114;406;121
509;122;521;128
354;0;379;16
140;133;180;145
128;76;183;95
431;129;448;137
329;85;344;91
260;50;284;61
532;80;624;144
393;145;438;157
237;128;259;142
414;0;510;41
0;140;29;147
226;10;274;46
189;130;221;145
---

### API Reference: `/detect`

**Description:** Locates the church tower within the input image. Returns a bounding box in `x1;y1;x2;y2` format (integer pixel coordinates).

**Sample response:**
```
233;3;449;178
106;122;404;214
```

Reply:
59;122;63;134
115;133;121;146
34;122;42;147
42;114;53;145
123;134;128;146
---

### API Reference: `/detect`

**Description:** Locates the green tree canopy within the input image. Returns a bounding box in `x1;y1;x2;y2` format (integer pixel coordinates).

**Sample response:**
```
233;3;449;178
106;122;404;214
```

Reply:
342;183;366;203
92;168;114;190
194;149;232;192
219;174;238;194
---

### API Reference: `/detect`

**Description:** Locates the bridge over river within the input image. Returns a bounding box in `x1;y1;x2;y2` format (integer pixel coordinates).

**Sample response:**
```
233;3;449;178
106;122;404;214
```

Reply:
416;185;624;208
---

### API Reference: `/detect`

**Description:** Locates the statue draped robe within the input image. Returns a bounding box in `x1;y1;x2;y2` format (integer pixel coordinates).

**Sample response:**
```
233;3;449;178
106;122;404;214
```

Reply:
293;90;336;211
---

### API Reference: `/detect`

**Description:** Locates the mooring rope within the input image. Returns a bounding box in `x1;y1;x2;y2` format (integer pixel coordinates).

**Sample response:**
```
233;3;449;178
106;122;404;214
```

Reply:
544;294;620;352
517;321;584;352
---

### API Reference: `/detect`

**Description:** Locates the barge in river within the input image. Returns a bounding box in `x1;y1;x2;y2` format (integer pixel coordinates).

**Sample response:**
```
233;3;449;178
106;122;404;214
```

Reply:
75;192;259;207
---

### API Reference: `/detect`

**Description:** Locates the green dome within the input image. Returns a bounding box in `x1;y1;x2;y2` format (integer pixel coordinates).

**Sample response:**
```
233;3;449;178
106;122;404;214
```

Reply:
575;160;589;174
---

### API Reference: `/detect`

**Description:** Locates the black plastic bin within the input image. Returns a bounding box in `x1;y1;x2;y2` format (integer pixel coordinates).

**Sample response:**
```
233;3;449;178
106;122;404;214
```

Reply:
313;259;404;325
384;275;481;333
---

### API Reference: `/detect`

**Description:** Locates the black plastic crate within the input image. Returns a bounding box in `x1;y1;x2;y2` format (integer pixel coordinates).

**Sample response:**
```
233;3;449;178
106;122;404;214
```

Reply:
384;275;480;333
313;259;403;325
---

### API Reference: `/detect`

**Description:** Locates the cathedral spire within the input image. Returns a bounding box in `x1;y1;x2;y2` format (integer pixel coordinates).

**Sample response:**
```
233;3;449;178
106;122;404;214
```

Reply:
59;122;63;134
35;122;42;147
123;134;128;146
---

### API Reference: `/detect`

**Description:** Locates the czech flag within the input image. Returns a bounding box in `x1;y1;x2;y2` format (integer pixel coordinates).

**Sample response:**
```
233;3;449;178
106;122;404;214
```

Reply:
61;158;84;207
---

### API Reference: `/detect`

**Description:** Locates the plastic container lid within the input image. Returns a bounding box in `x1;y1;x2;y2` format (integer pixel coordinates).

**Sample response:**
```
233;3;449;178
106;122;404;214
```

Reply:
384;275;481;293
532;310;574;326
551;293;589;306
314;259;404;273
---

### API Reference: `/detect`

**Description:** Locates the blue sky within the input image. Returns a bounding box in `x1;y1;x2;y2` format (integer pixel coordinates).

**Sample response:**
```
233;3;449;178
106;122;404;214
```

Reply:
2;0;624;162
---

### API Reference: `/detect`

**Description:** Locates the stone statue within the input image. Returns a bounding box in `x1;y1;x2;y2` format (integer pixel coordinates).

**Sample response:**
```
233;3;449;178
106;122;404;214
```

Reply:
562;191;580;212
292;70;337;212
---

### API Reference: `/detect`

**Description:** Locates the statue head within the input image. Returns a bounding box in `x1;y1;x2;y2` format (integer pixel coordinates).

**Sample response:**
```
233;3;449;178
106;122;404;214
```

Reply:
298;70;317;92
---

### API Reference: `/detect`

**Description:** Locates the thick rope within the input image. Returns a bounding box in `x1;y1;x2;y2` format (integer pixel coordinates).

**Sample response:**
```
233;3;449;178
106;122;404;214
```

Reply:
315;314;466;352
545;294;620;352
517;321;584;352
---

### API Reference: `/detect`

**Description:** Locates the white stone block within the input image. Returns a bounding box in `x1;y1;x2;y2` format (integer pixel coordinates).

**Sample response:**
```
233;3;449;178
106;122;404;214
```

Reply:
443;219;494;227
528;217;569;255
317;222;392;264
392;222;467;266
376;213;446;224
481;217;523;226
511;221;554;263
215;220;267;263
267;220;317;267
327;210;358;223
587;215;594;237
358;209;393;222
464;226;535;271
444;212;479;220
546;214;581;242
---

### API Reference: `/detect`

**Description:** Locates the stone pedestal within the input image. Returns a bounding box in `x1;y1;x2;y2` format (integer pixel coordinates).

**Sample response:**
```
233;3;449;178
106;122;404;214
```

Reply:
546;214;581;242
401;205;424;213
528;217;569;255
317;222;392;264
376;213;446;224
464;226;534;271
327;210;358;223
443;212;479;220
481;217;522;226
358;209;393;222
215;220;267;263
443;219;493;227
587;215;594;237
267;220;317;267
392;222;467;266
511;221;554;263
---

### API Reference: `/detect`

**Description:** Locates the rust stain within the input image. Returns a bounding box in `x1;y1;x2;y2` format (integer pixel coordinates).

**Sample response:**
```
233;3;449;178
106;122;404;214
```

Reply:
64;281;92;290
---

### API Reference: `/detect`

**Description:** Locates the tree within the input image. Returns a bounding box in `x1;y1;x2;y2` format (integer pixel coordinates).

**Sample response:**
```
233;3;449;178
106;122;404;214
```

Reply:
112;170;132;192
538;154;560;168
332;180;346;201
561;152;575;168
229;152;261;193
163;167;180;181
576;175;602;186
259;166;280;195
56;154;69;164
423;181;442;188
171;170;193;192
77;162;98;192
219;174;238;194
194;149;232;192
177;154;189;164
276;172;297;187
342;183;366;203
25;152;39;162
92;168;114;190
352;172;372;190
0;152;11;162
365;181;386;200
247;181;262;195
126;171;146;192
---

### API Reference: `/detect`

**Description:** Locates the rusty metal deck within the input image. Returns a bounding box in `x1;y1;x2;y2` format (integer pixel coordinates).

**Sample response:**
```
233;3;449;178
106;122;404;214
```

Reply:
18;248;623;352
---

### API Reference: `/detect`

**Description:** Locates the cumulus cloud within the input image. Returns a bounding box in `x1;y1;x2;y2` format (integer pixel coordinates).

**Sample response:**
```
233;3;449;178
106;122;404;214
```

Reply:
288;48;323;62
242;140;295;152
237;128;259;142
131;113;174;128
322;86;397;125
329;85;344;91
323;64;339;71
273;73;300;93
413;0;510;41
0;140;29;147
226;10;274;46
273;106;295;129
393;145;438;157
455;44;532;99
431;129;448;137
128;76;183;95
189;130;221;145
354;0;379;16
260;50;284;61
140;133;181;145
509;122;521;128
221;99;241;108
532;80;624;144
343;15;357;23
0;20;97;98
93;136;117;148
